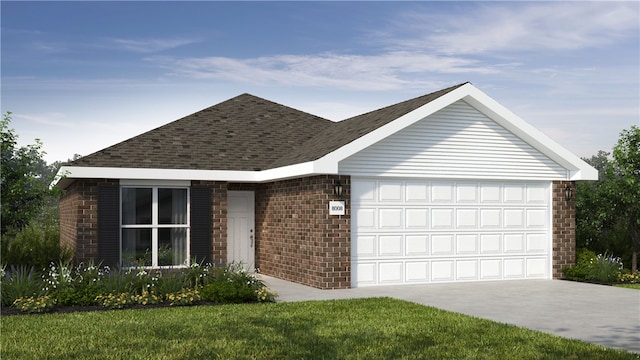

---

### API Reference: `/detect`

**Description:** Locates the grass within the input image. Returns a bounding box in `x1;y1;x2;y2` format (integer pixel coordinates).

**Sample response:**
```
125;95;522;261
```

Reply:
2;298;637;360
615;283;640;290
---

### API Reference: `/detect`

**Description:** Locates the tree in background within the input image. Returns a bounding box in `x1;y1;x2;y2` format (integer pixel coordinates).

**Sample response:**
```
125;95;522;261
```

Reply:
609;126;640;272
576;126;640;272
1;112;60;234
1;112;70;267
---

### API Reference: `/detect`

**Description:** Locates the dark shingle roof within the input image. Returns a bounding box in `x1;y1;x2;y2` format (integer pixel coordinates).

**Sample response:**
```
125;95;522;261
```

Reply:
70;94;334;171
70;83;467;171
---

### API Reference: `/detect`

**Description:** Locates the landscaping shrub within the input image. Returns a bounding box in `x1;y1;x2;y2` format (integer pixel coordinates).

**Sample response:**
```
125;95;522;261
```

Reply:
586;252;623;283
1;265;43;306
200;280;256;303
43;260;105;306
563;249;631;284
1;219;72;269
3;261;276;313
618;269;640;284
563;248;597;281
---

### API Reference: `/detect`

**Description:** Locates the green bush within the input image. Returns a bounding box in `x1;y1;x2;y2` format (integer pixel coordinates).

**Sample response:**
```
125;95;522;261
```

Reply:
200;280;256;303
1;218;71;269
563;249;624;283
154;271;189;296
4;261;276;313
563;248;597;281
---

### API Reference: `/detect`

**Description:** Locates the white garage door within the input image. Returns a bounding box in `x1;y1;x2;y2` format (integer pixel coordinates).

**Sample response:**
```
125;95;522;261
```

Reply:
352;178;551;287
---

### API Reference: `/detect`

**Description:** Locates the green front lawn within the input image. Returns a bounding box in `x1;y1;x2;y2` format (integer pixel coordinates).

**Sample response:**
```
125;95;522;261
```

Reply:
2;298;636;359
615;283;640;290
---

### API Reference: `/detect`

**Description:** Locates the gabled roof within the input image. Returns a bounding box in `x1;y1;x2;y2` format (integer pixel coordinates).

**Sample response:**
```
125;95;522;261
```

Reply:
57;82;597;187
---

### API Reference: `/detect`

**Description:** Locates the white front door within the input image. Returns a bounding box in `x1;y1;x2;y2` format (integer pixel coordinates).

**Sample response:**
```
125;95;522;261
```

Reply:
227;191;255;271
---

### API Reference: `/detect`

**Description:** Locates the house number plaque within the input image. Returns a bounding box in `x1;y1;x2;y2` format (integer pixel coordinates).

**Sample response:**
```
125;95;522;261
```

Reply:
329;201;346;215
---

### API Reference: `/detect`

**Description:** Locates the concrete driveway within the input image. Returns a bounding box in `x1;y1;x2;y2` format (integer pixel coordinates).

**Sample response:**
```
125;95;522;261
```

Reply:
260;276;640;353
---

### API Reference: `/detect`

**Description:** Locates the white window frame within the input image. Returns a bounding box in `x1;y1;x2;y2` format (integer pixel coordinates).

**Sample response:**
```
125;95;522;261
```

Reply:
120;185;191;268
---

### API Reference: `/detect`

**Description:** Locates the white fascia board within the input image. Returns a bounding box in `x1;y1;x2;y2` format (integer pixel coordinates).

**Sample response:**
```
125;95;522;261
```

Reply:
461;86;598;181
55;160;336;188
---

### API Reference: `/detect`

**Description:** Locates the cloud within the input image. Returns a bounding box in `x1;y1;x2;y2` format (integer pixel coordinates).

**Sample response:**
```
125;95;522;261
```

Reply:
13;112;76;128
106;37;198;53
387;2;639;55
147;51;499;91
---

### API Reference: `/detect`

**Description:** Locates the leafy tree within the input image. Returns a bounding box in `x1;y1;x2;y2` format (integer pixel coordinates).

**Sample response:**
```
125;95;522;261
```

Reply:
609;126;640;272
576;126;640;272
1;112;60;235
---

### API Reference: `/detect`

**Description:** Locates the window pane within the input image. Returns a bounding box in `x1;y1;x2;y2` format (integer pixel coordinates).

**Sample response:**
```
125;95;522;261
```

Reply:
122;188;152;225
122;229;152;267
158;228;188;266
158;188;187;224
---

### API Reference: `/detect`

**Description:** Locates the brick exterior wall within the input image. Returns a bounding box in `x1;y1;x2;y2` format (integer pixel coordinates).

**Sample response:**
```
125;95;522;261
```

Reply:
254;175;351;289
551;180;576;279
59;178;118;263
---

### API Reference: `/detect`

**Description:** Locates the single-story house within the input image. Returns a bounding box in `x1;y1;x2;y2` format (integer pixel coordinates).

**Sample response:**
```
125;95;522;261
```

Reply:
57;82;597;289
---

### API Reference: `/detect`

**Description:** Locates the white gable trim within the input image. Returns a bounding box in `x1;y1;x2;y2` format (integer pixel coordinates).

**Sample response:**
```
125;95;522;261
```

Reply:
317;83;596;181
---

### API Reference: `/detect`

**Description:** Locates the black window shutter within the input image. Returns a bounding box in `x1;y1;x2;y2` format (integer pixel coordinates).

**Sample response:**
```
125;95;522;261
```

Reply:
98;184;120;267
190;186;212;264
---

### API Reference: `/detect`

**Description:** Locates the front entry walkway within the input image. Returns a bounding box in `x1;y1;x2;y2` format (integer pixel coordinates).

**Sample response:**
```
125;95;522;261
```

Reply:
260;276;640;353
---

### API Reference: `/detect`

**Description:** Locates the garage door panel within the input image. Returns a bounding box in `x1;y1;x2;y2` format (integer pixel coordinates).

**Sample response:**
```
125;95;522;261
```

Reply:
379;235;403;256
480;234;502;254
379;262;403;283
352;180;377;202
526;184;547;204
431;183;454;203
480;259;502;279
356;235;376;257
431;208;454;228
431;261;454;281
480;209;501;228
526;234;547;253
405;182;429;202
504;258;525;278
526;209;547;228
504;209;524;228
355;263;376;285
456;234;478;254
379;208;403;228
480;184;501;203
406;261;429;282
456;260;478;280
353;179;550;287
431;234;454;255
504;233;525;253
379;181;403;202
526;258;547;277
406;235;429;256
406;208;429;228
456;184;478;203
456;208;478;229
355;208;376;229
504;185;525;203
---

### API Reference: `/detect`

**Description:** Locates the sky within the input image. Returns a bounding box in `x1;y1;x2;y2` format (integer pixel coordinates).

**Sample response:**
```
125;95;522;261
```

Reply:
1;1;639;165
